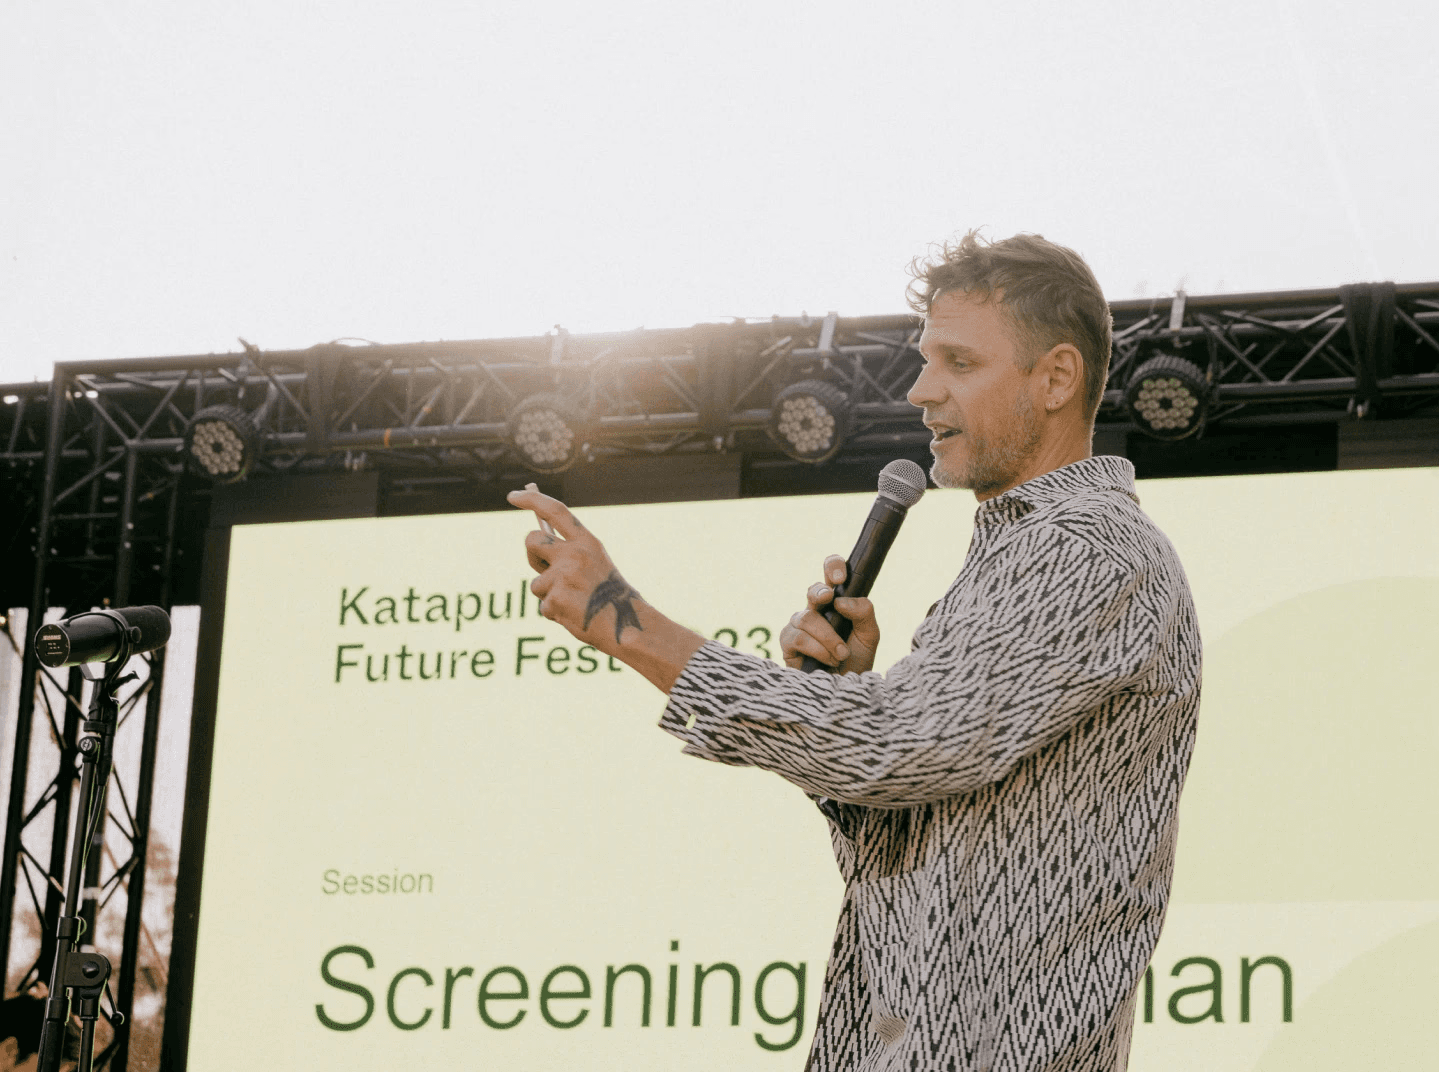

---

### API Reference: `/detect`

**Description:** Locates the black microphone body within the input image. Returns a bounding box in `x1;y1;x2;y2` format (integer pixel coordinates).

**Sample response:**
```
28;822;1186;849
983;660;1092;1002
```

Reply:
800;497;908;672
34;606;171;668
800;460;925;673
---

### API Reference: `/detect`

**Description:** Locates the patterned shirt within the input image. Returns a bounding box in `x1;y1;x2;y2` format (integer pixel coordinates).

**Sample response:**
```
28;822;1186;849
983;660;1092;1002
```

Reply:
660;456;1201;1072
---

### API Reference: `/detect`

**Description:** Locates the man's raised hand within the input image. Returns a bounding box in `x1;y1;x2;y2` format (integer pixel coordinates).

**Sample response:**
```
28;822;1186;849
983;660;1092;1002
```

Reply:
779;554;881;674
507;486;647;652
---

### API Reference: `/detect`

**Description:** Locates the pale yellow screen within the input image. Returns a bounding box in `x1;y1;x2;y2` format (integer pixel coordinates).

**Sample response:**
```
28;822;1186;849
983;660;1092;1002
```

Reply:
187;466;1439;1069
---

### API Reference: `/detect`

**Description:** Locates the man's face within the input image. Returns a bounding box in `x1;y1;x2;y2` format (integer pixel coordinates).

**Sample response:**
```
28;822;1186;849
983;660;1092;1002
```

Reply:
908;289;1042;497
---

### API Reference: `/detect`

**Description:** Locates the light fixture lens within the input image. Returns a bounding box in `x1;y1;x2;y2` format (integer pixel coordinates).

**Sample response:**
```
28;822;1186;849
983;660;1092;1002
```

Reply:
184;405;257;482
767;380;851;463
507;395;583;473
1124;355;1208;441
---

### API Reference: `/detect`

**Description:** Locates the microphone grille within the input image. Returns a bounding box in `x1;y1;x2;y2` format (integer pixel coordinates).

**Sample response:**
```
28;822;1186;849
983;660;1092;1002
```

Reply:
877;459;927;507
117;605;172;654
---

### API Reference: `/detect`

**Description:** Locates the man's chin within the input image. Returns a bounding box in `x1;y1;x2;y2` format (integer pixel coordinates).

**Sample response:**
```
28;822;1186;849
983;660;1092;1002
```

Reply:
931;455;1017;497
928;458;969;490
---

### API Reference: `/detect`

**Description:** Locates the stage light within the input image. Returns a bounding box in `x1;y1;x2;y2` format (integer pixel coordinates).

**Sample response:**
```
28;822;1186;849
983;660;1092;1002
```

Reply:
767;380;851;463
507;394;583;474
1124;355;1209;441
184;405;258;482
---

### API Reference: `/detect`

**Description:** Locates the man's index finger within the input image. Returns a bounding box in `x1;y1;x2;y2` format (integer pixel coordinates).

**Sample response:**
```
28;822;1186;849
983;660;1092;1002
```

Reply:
509;486;584;540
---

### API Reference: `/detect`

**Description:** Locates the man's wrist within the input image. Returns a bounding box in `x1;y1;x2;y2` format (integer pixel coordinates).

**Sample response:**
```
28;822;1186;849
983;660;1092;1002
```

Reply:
610;604;707;695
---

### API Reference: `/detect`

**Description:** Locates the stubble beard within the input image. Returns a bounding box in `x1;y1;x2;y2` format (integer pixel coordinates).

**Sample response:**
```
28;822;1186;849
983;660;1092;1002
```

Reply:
929;391;1042;495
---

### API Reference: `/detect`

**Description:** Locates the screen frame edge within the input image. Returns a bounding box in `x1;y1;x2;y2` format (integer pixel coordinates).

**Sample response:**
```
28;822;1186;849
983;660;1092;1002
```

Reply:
159;527;231;1072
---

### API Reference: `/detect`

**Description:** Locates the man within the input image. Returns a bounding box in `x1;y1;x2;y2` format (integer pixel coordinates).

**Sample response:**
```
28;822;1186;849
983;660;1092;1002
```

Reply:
508;231;1201;1071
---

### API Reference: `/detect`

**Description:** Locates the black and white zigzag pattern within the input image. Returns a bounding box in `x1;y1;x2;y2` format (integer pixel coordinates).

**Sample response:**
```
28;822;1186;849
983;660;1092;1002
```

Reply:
662;456;1201;1071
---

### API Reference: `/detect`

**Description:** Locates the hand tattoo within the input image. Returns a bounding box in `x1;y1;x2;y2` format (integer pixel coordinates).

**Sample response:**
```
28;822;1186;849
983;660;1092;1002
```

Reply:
583;570;644;644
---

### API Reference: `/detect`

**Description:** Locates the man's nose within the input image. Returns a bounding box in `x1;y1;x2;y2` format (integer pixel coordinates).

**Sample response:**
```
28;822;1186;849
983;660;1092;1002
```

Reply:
907;364;945;408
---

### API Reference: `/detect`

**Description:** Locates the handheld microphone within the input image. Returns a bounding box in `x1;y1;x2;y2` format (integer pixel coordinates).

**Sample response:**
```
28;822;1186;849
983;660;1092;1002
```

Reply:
34;606;171;668
800;459;927;673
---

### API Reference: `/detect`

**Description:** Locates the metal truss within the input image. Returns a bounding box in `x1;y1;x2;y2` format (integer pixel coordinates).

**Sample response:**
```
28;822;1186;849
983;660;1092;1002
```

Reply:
4;282;1437;486
1104;282;1439;427
0;279;1436;1067
0;360;183;1067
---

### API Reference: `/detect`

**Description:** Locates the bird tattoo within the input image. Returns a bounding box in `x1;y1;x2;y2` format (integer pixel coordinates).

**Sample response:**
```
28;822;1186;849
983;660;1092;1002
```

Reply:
583;571;644;644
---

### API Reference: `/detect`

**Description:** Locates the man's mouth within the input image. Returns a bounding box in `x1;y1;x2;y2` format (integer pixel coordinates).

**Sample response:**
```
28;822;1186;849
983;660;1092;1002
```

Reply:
928;425;961;441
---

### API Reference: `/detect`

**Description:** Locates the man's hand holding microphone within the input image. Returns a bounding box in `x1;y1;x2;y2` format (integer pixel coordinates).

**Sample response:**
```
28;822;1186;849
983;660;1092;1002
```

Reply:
780;555;880;675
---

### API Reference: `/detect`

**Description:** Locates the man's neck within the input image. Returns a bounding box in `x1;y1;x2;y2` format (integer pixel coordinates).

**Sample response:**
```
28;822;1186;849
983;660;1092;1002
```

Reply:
974;434;1094;503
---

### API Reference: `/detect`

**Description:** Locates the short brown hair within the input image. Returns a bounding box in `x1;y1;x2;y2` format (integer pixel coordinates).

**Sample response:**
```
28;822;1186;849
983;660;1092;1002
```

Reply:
906;230;1113;420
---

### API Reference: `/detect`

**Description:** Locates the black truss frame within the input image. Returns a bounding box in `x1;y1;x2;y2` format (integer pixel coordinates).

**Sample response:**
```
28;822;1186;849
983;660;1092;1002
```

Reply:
1;279;1437;1068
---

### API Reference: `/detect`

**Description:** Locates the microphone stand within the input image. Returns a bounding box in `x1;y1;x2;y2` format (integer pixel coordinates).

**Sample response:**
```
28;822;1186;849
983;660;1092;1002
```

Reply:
36;646;131;1072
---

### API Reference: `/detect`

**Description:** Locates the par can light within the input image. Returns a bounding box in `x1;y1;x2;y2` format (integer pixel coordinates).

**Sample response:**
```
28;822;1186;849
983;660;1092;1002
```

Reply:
184;404;258;482
507;394;583;474
767;380;851;464
1124;355;1209;441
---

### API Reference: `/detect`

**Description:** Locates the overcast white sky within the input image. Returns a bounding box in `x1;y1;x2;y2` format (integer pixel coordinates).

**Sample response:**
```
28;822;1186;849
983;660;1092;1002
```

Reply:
2;0;1435;385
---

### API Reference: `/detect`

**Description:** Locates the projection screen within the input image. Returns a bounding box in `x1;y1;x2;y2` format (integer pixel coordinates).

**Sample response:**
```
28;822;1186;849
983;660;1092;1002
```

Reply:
169;465;1439;1070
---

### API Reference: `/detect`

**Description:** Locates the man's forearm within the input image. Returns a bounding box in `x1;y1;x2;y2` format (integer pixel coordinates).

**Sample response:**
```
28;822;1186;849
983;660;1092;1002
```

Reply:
610;602;707;694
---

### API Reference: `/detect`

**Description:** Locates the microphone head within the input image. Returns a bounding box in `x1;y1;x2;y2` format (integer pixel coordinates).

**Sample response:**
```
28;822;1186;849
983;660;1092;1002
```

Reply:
877;459;927;508
116;606;172;655
34;605;171;667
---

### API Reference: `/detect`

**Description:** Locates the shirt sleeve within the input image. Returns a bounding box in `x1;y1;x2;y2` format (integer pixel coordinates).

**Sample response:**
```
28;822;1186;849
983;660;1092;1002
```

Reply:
658;528;1170;807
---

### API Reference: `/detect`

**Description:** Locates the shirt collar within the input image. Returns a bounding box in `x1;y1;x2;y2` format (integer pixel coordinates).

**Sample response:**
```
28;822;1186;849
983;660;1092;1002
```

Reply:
976;455;1140;522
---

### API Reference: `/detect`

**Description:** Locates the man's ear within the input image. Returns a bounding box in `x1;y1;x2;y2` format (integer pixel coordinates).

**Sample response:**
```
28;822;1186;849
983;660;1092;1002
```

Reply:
1040;343;1084;412
0;1033;21;1069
